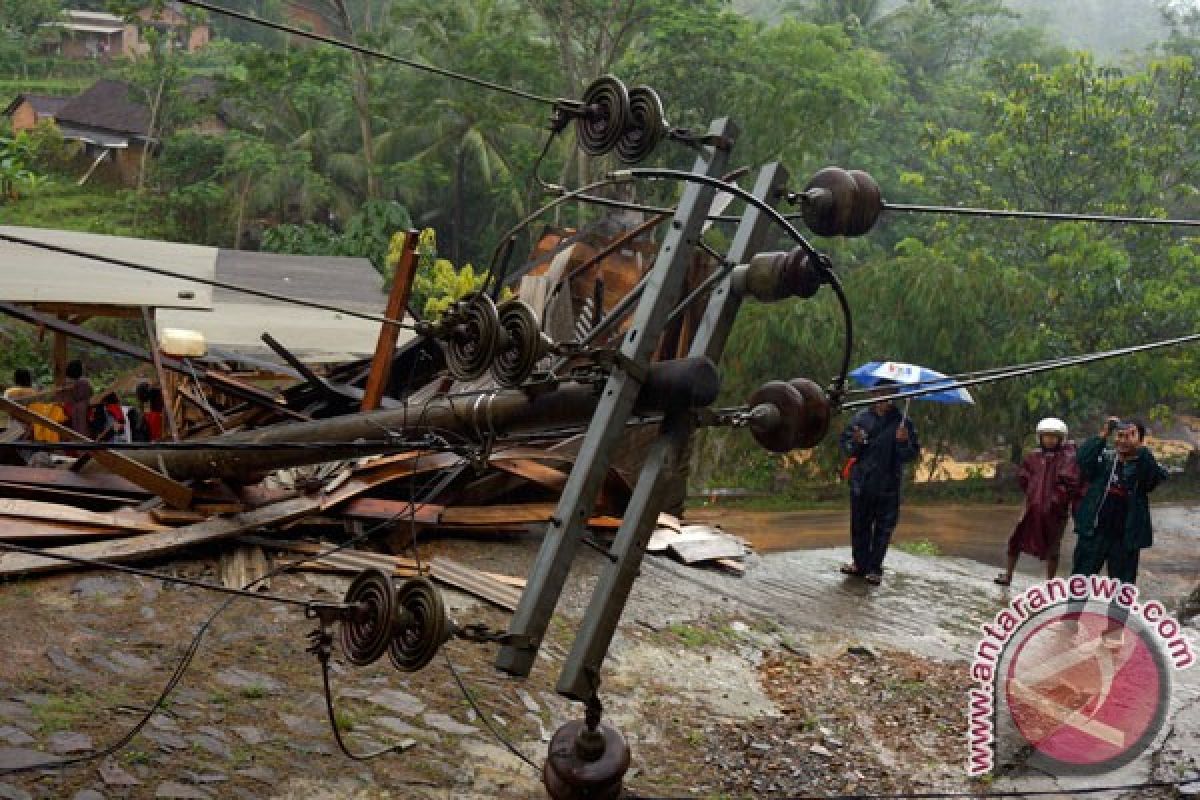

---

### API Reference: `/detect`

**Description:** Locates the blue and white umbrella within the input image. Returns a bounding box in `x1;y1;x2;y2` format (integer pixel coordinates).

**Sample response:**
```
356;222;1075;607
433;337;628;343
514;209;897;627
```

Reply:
849;361;975;406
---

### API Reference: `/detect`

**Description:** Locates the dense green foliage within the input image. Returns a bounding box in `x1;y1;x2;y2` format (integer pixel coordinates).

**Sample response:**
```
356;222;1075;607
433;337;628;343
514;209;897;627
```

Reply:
1;0;1197;487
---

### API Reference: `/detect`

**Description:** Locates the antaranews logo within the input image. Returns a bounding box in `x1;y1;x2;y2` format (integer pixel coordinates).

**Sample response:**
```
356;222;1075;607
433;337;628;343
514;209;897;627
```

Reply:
967;575;1195;777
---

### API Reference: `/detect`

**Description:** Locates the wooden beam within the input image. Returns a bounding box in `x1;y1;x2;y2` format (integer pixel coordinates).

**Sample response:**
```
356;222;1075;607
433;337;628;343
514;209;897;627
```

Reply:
0;498;169;533
141;307;180;441
0;495;320;577
0;397;193;509
0;517;129;543
0;465;150;497
53;318;67;386
0;481;136;507
336;497;443;524
362;229;419;411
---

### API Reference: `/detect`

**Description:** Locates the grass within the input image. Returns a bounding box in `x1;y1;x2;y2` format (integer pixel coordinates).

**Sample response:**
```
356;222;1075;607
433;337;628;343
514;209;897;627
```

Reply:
895;538;942;557
2;177;169;239
31;691;95;733
334;709;357;732
666;622;726;649
0;77;93;98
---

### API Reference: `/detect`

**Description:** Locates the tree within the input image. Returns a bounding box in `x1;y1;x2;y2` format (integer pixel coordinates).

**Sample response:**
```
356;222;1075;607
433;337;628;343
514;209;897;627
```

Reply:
902;53;1200;446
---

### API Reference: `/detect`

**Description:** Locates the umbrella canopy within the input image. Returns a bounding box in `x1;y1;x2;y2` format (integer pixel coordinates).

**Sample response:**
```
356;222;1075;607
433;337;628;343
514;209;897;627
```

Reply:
849;361;974;404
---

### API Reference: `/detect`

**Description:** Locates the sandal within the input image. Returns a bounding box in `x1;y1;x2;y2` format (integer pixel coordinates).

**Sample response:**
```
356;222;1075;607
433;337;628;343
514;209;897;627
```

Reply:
840;563;863;576
864;573;883;586
993;575;1011;586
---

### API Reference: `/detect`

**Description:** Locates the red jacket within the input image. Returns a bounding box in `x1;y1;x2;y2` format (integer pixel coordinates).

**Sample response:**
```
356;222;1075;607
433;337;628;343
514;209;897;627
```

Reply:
1009;444;1082;559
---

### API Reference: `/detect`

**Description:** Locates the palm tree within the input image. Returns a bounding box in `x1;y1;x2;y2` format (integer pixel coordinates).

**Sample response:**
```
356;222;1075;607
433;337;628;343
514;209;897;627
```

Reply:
375;0;552;263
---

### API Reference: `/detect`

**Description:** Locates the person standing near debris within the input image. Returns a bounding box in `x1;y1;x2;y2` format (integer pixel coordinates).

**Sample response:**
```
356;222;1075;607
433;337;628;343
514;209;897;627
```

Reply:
1070;418;1167;585
61;359;93;437
838;383;921;585
994;418;1079;586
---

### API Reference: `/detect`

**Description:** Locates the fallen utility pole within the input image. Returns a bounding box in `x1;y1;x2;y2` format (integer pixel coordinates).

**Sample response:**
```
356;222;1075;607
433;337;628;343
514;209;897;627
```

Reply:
99;358;719;482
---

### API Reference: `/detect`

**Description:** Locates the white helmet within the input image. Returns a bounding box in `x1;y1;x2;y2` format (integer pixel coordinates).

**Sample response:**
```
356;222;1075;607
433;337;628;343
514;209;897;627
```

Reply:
1036;417;1068;437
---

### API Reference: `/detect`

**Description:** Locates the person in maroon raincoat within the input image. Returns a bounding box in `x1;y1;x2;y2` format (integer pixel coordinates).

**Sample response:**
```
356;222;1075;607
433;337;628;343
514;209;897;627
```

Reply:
995;417;1080;585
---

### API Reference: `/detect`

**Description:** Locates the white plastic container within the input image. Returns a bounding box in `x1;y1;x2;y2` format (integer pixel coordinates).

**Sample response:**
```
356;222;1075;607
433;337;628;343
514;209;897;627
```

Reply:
159;327;207;358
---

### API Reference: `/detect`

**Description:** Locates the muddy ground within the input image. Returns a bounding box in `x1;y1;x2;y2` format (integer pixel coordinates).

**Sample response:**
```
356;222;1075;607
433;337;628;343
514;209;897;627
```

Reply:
0;505;1196;799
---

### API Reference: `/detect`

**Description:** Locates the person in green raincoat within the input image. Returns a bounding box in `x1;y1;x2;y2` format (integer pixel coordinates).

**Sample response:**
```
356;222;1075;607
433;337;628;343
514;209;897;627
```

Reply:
1070;417;1168;585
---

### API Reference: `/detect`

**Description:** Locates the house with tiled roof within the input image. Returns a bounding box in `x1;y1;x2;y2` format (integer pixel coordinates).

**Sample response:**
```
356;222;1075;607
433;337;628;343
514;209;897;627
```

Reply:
3;94;71;133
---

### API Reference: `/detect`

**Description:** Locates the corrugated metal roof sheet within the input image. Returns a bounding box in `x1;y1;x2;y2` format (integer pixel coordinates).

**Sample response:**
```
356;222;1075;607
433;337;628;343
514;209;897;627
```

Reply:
0;226;216;309
162;250;401;363
213;249;386;311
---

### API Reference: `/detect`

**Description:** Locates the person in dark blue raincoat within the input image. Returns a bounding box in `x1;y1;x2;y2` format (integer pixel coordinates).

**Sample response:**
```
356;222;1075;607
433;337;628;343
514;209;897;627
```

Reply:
1070;418;1167;585
838;384;921;585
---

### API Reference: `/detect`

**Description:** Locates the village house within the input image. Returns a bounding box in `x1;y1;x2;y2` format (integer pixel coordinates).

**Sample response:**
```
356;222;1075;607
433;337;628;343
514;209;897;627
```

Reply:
2;94;70;134
52;79;155;186
47;4;209;62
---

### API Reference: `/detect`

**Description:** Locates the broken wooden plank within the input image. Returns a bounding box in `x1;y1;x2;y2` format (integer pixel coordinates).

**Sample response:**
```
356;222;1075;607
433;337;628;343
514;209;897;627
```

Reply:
336;498;443;524
320;452;464;511
0;465;150;497
0;498;169;533
0;517;130;542
490;458;568;492
0;397;193;509
0;495;320;577
429;556;522;612
0;480;138;507
438;502;621;530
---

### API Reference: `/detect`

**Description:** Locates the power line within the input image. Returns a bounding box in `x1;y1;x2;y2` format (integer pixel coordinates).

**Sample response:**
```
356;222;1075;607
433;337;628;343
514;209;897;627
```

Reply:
175;0;557;106
882;202;1200;228
840;331;1200;409
0;231;412;330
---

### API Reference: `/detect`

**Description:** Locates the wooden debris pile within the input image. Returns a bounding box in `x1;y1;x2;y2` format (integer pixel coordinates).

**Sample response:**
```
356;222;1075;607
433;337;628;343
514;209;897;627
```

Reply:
0;219;745;614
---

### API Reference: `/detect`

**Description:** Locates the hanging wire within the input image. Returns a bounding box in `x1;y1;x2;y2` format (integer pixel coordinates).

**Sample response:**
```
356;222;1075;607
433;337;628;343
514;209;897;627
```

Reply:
881;201;1200;228
609;168;854;395
0;231;413;331
839;331;1200;409
174;0;556;106
0;443;465;777
484;177;628;293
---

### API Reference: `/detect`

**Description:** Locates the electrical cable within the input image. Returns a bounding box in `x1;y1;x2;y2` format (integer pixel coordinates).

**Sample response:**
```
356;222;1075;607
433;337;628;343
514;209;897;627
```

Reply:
0;541;336;608
842;351;1118;396
0;437;456;453
533;185;1200;231
0;450;467;776
610;168;855;394
443;649;540;772
881;201;1200;228
0;231;413;331
839;330;1200;409
175;0;556;106
484;177;626;292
